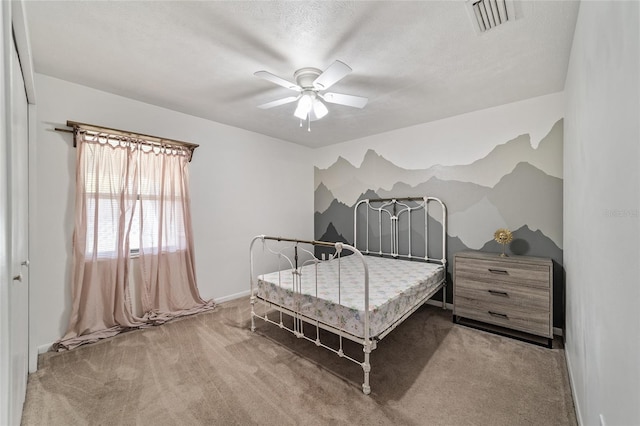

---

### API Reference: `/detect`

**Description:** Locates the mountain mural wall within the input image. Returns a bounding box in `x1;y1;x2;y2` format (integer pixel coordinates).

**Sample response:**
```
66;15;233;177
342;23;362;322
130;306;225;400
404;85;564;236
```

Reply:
314;119;564;328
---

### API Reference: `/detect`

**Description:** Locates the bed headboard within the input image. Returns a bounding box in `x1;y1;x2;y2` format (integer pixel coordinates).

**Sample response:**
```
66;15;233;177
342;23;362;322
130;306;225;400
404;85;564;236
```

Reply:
353;197;447;266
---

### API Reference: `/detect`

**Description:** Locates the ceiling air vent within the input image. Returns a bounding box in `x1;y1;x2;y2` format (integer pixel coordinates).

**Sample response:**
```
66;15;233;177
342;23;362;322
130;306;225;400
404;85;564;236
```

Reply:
466;0;516;33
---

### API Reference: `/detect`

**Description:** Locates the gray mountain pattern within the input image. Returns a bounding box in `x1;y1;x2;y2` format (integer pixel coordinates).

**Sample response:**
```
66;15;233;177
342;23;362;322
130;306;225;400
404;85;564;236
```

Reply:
316;160;563;249
313;119;564;327
315;119;563;209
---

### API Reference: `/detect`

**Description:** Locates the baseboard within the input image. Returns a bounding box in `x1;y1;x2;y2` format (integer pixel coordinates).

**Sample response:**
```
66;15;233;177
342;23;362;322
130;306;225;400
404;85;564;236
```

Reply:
564;344;583;426
215;289;251;304
38;343;52;355
553;327;564;337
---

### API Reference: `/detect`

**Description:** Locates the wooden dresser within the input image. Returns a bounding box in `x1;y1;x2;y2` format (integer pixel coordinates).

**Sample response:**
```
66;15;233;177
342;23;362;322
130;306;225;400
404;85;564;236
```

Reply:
453;251;553;347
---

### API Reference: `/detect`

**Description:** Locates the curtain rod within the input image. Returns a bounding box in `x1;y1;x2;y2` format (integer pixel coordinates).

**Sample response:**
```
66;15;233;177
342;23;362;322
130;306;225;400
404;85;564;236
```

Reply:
54;120;200;151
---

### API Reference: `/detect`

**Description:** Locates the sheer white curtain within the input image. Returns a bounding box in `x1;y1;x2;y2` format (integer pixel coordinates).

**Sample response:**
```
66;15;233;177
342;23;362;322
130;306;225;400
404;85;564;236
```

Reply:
55;131;213;351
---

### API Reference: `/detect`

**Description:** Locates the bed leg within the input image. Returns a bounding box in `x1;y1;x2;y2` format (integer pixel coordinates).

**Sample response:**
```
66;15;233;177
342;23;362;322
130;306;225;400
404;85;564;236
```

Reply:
442;282;447;310
250;295;256;332
362;342;372;395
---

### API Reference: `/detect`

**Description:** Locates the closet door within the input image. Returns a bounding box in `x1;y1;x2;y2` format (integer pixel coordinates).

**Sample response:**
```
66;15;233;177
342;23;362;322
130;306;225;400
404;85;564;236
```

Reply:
8;33;30;426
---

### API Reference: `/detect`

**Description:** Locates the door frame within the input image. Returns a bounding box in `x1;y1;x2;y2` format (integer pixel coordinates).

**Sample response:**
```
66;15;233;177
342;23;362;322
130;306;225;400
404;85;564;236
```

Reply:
10;0;36;375
1;1;36;424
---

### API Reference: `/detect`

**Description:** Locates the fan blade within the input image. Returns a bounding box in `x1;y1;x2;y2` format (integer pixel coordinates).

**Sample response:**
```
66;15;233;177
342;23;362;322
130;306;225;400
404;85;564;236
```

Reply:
257;96;300;109
321;92;368;109
312;60;352;90
254;71;301;91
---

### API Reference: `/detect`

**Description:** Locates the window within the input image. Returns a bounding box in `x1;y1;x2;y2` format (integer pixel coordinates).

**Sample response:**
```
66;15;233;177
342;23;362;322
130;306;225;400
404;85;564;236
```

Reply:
82;137;187;258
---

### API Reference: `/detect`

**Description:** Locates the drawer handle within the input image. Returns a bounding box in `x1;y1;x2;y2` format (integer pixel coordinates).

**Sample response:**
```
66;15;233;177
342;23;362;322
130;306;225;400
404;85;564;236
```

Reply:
488;268;509;275
488;289;509;297
488;311;509;319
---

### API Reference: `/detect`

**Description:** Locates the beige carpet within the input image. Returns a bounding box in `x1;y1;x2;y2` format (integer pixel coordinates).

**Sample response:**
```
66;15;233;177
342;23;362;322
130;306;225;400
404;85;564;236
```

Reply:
22;298;576;426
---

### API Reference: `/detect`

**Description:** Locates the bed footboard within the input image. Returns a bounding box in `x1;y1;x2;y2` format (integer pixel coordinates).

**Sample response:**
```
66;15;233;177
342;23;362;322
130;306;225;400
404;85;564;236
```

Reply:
249;196;448;395
249;236;374;394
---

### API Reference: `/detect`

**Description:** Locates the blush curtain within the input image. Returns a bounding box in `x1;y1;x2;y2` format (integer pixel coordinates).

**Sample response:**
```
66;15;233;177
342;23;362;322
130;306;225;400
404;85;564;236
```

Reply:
137;145;214;324
55;131;213;351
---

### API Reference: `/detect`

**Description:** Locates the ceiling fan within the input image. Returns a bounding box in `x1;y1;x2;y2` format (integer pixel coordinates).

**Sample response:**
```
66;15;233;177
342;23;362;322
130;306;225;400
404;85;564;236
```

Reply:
254;60;368;131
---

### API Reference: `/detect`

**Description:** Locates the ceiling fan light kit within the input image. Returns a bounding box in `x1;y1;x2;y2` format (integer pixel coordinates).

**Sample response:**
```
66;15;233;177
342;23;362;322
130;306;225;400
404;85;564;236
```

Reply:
255;60;368;132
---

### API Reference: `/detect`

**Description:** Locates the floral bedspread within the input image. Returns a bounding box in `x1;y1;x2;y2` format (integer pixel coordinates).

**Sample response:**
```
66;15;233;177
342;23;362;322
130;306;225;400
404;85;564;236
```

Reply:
256;255;445;339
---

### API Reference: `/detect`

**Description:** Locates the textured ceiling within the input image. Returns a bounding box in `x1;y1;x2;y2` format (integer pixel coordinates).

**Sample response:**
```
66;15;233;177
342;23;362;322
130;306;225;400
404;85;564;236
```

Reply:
24;1;579;148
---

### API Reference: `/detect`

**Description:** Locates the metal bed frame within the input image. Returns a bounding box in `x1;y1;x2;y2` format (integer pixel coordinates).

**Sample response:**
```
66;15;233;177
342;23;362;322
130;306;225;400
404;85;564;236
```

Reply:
249;197;447;394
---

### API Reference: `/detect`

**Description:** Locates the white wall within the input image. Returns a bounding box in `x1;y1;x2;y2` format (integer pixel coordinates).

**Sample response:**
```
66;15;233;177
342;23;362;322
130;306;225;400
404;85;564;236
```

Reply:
31;74;314;354
564;1;640;425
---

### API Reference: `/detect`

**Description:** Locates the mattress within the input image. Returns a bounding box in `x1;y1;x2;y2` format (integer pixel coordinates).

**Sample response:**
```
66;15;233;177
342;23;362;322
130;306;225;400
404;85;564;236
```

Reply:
256;255;445;339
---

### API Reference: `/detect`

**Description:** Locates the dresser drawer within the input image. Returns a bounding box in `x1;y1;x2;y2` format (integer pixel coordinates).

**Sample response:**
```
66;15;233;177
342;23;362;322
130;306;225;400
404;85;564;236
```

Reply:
456;257;550;289
455;296;551;337
453;251;554;342
455;278;550;311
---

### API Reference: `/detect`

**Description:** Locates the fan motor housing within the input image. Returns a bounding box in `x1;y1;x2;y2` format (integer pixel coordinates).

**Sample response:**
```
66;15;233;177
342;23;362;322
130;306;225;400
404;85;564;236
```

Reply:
294;67;322;89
